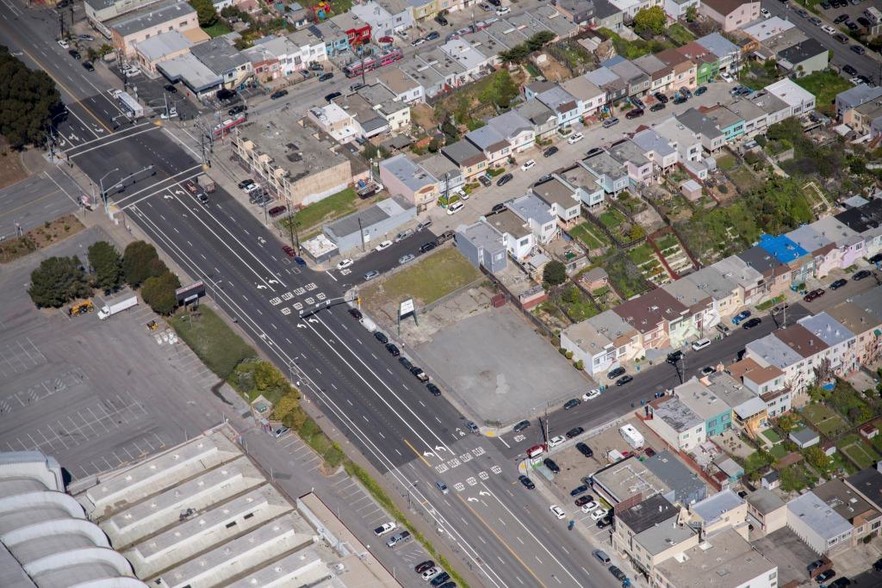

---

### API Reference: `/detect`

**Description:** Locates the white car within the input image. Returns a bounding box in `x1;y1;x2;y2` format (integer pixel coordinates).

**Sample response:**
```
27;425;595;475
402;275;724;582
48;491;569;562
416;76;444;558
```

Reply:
495;6;510;15
583;388;602;401
374;240;392;252
421;567;441;580
719;72;734;83
373;521;396;536
580;501;599;514
548;435;566;449
590;508;608;521
821;24;836;35
760;7;770;17
336;259;354;270
691;338;711;351
520;159;536;172
447;201;464;215
57;38;70;49
567;132;584;144
550;505;566;519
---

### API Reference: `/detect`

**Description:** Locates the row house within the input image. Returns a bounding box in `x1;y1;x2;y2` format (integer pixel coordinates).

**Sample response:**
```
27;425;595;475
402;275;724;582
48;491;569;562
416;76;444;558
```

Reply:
776;38;829;78
552;0;596;26
630;128;679;176
465;125;513;168
676;377;732;437
655;48;697;92
676;108;726;154
654;117;703;166
379;154;438;211
608;140;654;188
516;100;559;140
712;255;766;308
727;358;792;418
582;151;629;196
704;105;745;143
835;198;882;258
835;84;882;120
661;278;715;343
700;0;760;33
813;479;882;547
374;67;424;103
706;372;769;437
330;11;372;48
757;233;813;287
604;56;652;98
787;491;855;555
487;110;536;154
725;96;770;138
648;394;707;452
560;309;642;377
455;220;508;273
242;44;281;82
825;300;882;367
798;313;859;376
811;216;865;270
694;32;741;75
309;20;350;57
507;194;558;244
419;153;464;199
664;0;699;20
441;39;492;80
750;88;793;128
350;0;413;40
765;77;816;117
532;177;582;225
441;139;488;180
745;330;817;406
684;266;741;325
357;83;411;132
676;41;718;85
286;28;331;70
609;0;664;21
585;66;629;106
737;245;791;299
560;76;607;120
614;287;689;351
632;54;673;96
558;164;606;208
531;83;582;128
486;209;535;261
845;99;882;139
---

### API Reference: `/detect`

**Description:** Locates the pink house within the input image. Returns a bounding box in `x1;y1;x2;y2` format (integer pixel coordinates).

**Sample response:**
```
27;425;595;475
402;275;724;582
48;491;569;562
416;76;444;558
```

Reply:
810;216;865;269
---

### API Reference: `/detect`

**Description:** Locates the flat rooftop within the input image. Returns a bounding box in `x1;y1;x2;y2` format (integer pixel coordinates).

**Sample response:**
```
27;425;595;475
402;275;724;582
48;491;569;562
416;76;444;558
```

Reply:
593;456;670;505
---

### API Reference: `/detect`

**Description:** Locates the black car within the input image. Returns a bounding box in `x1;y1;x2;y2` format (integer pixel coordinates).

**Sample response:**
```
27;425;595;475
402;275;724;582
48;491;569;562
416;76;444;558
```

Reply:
415;560;435;574
563;398;581;410
596;517;612;529
569;485;589;497
426;383;442;396
654;92;668;103
851;45;866;55
513;419;531;432
586;147;604;158
543;458;560;474
164;84;178;93
576;442;594;458
575;494;594;506
607;366;626;379
869;253;882;264
566;426;584;439
270;89;288;100
325;91;342;102
518;475;535;489
830;278;848;290
625;108;644;119
318;72;334;82
816;570;836;583
807;559;825;573
829;578;851;588
616;375;634;386
843;64;858;76
399;356;413;371
228;105;247;117
349;308;363;320
858;16;871;27
855;269;874;280
410;366;429;382
385;343;400;356
426;31;441;41
496;173;513;186
479;174;492;187
430;572;451;586
742;317;762;330
68;49;81;60
434;13;449;25
374;331;389;344
667;350;684;364
543;146;559;157
82;61;95;71
609;566;627;582
489;203;506;215
672;95;687;105
833;13;849;23
650;103;666;112
419;241;437;253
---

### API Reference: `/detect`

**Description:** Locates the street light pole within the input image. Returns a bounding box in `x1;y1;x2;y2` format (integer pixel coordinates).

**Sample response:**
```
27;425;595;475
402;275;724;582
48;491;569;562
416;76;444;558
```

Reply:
98;167;121;212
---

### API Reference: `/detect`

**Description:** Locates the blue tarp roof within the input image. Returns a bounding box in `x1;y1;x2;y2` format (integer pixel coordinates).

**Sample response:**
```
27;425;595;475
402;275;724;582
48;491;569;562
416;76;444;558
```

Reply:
758;233;808;264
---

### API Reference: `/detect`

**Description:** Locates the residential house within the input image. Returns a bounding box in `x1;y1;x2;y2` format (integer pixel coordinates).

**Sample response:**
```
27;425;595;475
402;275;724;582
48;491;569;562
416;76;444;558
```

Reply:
758;233;812;287
712;255;765;307
487;209;534;261
350;0;413;40
593;0;625;31
531;4;581;39
661;279;715;341
835;84;882;119
357;83;411;132
487;110;535;154
675;377;732;437
516;99;559;139
664;0;699;21
647;395;706;452
683;266;741;323
812;480;882;546
532;177;581;225
131;30;193;74
655;48;698;92
746;488;787;534
745;330;817;404
330;11;372;48
441;139;488;180
723;95;769;137
608;0;665;21
689;490;747;534
455;221;508;273
846;463;882;517
440;39;491;81
615;287;689;351
508;194;558;244
706;372;769;437
253;35;303;77
676;41;718;85
307;103;362;144
751;89;794;128
551;0;595;25
561;310;642;377
825;301;882;367
582;152;629;196
695;32;741;75
700;0;760;32
704;105;746;143
418;153;464;204
190;37;252;90
633;54;674;95
676;108;725;154
534;84;582;128
560;75;607;119
585;66;628;106
464;125;512;167
751;20;806;60
604;56;652;97
728;358;791;418
654;116;704;164
241;43;282;82
643;451;708;506
845;98;882;138
811;216;865;269
287;28;330;70
331;93;389;140
630;129;679;175
653;528;778;588
609;140;654;187
558;163;606;208
737;245;791;299
765;78;816;117
309;20;350;56
776;37;829;78
374;67;424;103
836;198;882;257
410;47;469;93
109;0;201;59
379;154;437;210
612;494;699;579
798;312;859;376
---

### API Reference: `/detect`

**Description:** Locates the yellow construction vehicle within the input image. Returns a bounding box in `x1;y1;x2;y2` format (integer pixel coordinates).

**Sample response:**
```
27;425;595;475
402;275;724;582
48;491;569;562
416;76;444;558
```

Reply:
69;300;94;316
146;320;159;331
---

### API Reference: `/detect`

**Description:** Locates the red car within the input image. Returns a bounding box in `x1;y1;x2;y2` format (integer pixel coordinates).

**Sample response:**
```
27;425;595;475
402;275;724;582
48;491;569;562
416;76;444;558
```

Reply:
268;205;287;217
282;245;296;257
803;288;825;302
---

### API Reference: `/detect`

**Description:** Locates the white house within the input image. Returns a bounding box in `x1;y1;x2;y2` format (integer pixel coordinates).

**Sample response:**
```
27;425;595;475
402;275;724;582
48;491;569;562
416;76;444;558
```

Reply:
765;78;816;117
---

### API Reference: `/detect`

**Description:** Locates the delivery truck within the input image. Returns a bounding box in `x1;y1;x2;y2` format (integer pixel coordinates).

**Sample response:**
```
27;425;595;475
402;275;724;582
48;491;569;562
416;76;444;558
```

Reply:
197;174;216;193
97;294;138;320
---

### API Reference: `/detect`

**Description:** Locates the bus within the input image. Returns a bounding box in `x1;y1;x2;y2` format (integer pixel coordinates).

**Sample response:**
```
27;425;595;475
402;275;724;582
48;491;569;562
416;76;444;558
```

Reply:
114;90;144;119
343;48;403;78
212;114;247;138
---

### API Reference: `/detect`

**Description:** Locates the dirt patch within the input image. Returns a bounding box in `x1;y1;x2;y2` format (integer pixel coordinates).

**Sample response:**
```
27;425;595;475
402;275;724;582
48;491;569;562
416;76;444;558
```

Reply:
0;137;30;189
410;103;438;132
534;53;571;82
0;214;86;263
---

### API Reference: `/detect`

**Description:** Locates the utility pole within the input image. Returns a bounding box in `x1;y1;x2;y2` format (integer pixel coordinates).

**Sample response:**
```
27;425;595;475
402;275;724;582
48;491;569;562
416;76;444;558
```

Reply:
357;216;365;251
59;12;64;39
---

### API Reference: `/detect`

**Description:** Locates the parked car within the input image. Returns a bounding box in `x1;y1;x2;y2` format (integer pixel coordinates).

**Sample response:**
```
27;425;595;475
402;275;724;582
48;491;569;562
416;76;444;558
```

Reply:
843;64;859;76
575;494;594;506
609;565;628;582
348;308;363;320
281;245;296;257
666;350;684;364
732;310;752;325
563;398;581;410
566;426;584;439
851;45;866;55
364;270;380;281
616;375;633;386
374;239;393;251
761;7;770;17
513;419;531;432
816;570;836;583
318;72;334;82
549;505;566;519
398;253;415;265
570;485;589;497
650;103;666;112
607;366;626;379
567;132;584;144
324;91;342;102
853;269;872;280
543;146;559;157
419;241;437;253
270;89;288;100
478;174;492;187
548;435;566;449
426;383;442;396
742;317;762;330
576;442;594;458
385;342;400;356
583;388;601;400
694;86;708;96
434;13;449;25
374;522;396;536
543;458;560;473
68;49;81;60
520;159;536;172
625;108;644;119
82;61;95;71
602;117;620;128
374;331;389;344
654;92;668;103
415;561;435;574
803;288;825;302
830;278;848;290
496;173;513;186
495;5;510;15
426;31;440;41
336;258;353;270
268;205;287;217
518;475;535;489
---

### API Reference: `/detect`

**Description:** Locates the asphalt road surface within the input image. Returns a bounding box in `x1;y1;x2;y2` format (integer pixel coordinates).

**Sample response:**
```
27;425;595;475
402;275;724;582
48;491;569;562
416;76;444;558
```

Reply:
0;166;81;239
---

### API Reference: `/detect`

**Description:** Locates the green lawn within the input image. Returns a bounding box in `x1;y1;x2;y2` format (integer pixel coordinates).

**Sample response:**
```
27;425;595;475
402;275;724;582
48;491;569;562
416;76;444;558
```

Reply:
716;154;737;171
570;222;609;249
666;23;694;47
756;295;785;312
841;439;879;470
599;209;627;230
170;305;256;381
795;71;853;115
655;234;679;253
769;444;788;460
362;247;481;307
628;244;655;266
202;22;232;38
801;404;848;437
287;188;357;233
763;429;782;444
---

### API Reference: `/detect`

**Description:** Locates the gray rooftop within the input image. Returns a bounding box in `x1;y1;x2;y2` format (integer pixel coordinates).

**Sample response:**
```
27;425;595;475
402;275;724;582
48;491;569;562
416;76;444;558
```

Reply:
790;426;820;445
536;85;579;113
661;279;711;313
778;37;827;63
746;334;803;370
380;154;436;193
851;287;882;323
442;139;486;167
532;177;578;209
466;124;509;153
488;209;530;239
585;66;622;89
695;31;739;59
786;225;832;254
738;245;784;275
712;255;764;289
676;108;724;140
675;377;728;421
457;220;505;252
653;396;703;433
132;29;192;60
516;97;557;125
157;53;221;92
582;152;627;180
847;467;882;510
746;487;786;515
706;105;744;130
110;0;193;37
489;109;533;139
508;194;554;225
559;163;600;193
190;37;249;75
325;198;412;239
609;140;650;167
690;489;744;525
787;491;853;539
644;451;708;507
837;84;882;110
797;313;854;348
683;266;737;302
418;153;461;182
631;128;677;159
616;493;679;534
635;521;697;556
705;372;758;410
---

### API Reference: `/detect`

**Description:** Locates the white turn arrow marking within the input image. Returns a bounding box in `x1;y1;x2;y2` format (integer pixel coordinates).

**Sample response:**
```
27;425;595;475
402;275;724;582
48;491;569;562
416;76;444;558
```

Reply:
467;497;479;503
308;318;319;324
296;323;307;329
163;194;173;199
268;279;279;284
174;190;185;196
479;491;490;497
256;284;267;290
423;451;435;458
435;445;445;453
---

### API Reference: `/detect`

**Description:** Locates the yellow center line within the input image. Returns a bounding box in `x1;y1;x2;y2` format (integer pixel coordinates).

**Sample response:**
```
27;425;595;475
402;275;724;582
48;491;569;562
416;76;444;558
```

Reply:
402;438;431;467
456;493;548;588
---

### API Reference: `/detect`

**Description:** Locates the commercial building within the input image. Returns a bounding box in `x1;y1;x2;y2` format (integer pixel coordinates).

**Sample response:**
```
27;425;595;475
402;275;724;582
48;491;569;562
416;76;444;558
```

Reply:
643;450;708;507
323;197;416;253
786;491;853;554
379;154;437;210
590;455;672;506
109;0;202;59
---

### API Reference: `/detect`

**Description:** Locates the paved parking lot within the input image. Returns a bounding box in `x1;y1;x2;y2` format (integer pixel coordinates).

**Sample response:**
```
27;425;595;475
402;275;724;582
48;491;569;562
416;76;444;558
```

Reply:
0;227;222;483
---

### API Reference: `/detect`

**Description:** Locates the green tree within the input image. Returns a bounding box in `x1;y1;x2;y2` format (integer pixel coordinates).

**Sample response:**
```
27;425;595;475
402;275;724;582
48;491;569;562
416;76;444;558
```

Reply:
0;47;63;148
189;0;218;27
684;4;697;22
633;6;667;36
804;446;831;472
140;271;180;315
526;30;556;51
88;241;123;293
562;285;581;305
776;414;798;432
779;465;806;492
28;256;91;308
543;260;567;286
123;241;163;287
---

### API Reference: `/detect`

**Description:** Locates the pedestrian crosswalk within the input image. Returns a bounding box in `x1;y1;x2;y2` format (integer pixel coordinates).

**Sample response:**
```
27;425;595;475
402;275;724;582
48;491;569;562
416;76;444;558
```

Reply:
268;282;328;316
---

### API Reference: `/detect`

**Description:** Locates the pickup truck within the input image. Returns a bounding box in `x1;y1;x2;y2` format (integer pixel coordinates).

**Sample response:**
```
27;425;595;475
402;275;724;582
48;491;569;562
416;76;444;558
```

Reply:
183;179;209;203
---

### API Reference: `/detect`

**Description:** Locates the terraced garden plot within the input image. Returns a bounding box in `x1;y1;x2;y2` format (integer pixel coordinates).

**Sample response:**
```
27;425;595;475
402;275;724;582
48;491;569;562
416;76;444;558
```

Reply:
570;222;610;251
653;233;694;276
599;208;628;231
628;244;670;286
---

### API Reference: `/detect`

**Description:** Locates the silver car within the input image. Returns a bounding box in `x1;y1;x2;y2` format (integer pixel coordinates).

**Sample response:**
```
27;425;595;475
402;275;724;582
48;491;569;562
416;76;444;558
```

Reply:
398;254;415;265
363;270;380;281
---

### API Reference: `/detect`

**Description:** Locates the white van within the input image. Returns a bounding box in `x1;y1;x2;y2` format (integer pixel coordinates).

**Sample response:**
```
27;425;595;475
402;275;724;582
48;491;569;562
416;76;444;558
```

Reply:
446;201;464;215
691;338;711;351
